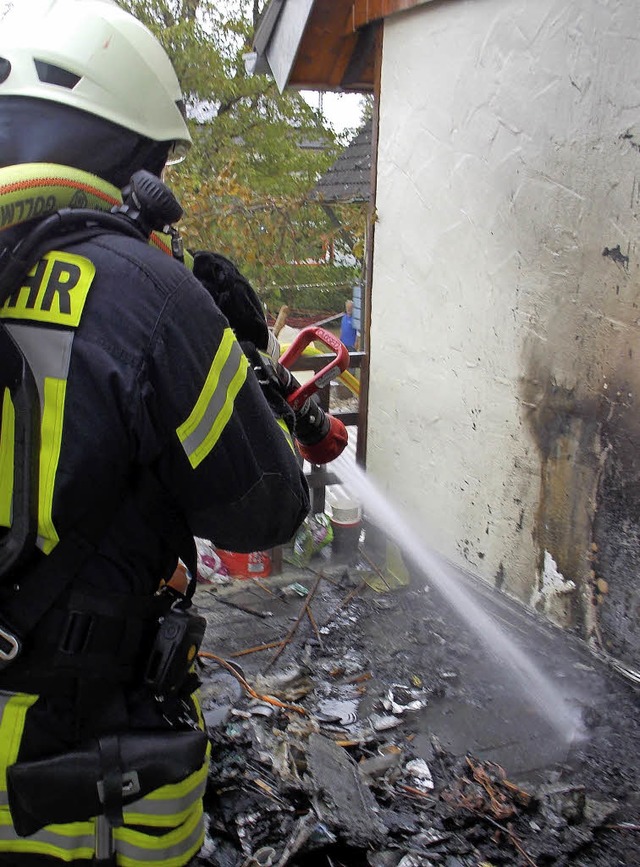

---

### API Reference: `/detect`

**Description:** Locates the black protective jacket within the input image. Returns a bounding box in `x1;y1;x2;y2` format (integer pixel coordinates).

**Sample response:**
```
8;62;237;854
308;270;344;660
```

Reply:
0;227;309;654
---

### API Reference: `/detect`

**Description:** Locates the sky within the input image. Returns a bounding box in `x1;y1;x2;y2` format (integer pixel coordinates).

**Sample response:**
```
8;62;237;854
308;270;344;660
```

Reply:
303;91;366;137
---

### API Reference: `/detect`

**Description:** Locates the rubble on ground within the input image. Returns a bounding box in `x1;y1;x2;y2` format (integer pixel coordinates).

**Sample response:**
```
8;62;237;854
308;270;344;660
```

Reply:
192;549;640;867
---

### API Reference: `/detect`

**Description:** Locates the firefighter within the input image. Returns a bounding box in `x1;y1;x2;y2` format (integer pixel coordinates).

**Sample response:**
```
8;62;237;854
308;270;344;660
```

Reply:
0;1;309;865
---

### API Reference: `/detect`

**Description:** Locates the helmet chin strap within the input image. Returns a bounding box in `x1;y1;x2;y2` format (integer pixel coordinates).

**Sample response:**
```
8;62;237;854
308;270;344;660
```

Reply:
0;163;175;256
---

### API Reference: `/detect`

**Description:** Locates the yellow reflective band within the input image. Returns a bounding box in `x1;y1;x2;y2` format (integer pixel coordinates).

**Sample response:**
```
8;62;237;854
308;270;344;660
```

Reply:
0;693;38;791
0;690;94;861
123;776;207;828
276;417;295;453
177;329;248;469
0;811;95;861
115;800;204;867
38;377;66;553
0;251;95;328
0;692;207;863
0;388;15;528
124;749;210;826
193;692;205;728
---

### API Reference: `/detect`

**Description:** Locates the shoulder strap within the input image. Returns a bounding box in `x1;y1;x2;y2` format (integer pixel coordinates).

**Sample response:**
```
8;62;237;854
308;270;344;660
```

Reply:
0;324;40;578
0;215;145;307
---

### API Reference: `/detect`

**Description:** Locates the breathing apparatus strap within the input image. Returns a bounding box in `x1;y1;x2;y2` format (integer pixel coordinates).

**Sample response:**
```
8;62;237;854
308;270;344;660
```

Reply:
0;325;39;584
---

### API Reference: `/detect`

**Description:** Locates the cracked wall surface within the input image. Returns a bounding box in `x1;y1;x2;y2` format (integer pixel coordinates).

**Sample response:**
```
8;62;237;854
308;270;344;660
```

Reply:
367;0;640;666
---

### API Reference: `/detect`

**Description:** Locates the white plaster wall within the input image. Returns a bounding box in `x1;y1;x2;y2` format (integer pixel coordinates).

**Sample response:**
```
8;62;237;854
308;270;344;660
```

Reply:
368;0;640;606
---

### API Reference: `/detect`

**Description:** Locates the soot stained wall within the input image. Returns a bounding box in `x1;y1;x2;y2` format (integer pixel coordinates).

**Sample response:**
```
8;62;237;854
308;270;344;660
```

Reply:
367;0;640;667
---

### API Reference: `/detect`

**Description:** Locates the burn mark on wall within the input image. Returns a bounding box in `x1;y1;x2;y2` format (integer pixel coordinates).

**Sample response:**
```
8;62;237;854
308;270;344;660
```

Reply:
521;361;640;667
602;244;629;269
592;386;640;667
457;537;486;570
520;369;607;632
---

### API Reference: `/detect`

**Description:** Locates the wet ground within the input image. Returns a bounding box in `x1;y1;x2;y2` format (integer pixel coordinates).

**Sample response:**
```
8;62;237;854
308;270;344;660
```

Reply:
191;542;640;866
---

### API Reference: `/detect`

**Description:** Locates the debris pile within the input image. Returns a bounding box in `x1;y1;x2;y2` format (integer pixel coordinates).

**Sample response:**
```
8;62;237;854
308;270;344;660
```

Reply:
194;672;625;866
191;564;639;867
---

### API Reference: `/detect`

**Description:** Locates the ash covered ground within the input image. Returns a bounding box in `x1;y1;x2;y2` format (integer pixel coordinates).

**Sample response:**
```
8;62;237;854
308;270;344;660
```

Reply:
190;543;640;867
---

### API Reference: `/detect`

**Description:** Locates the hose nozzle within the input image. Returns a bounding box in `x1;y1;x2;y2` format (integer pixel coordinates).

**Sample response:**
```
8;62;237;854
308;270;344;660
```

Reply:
270;326;350;465
268;360;348;464
296;411;348;465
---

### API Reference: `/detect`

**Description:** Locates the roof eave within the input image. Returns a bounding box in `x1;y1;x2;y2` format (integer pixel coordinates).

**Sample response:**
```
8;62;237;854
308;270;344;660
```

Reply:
253;0;316;92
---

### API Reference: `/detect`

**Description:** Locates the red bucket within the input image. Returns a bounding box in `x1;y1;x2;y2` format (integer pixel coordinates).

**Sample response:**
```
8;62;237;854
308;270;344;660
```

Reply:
214;549;272;580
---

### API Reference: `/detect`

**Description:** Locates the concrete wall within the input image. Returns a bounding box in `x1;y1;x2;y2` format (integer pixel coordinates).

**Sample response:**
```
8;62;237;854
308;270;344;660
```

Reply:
367;0;640;666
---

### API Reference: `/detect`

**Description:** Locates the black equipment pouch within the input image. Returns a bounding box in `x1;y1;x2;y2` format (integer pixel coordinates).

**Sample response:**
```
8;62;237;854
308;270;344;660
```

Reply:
144;595;206;702
6;728;208;838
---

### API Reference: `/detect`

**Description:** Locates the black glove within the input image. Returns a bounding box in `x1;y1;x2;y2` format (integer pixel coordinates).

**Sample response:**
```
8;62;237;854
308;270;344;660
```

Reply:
240;342;296;437
192;251;269;350
192;252;294;432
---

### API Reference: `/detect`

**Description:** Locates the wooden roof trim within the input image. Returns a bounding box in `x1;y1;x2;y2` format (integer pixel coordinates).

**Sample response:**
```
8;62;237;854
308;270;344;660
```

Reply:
288;0;374;92
253;0;410;93
352;0;430;30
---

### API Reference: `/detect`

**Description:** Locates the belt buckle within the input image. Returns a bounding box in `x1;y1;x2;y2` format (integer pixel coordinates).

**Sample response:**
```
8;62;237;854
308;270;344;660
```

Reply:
0;624;21;667
97;770;141;803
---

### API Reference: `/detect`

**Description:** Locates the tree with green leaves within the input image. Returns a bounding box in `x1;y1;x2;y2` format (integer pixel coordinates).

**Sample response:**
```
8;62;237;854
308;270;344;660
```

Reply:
119;0;365;313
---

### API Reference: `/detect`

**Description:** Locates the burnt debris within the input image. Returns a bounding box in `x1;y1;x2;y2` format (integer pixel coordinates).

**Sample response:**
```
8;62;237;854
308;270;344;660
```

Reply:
193;554;640;867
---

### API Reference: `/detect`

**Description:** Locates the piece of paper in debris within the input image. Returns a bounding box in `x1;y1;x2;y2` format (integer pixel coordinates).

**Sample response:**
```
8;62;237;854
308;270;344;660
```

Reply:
405;758;434;790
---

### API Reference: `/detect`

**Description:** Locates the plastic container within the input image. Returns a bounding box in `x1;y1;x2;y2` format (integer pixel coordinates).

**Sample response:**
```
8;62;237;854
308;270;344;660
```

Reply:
214;549;272;579
330;518;362;559
331;502;361;524
329;496;362;560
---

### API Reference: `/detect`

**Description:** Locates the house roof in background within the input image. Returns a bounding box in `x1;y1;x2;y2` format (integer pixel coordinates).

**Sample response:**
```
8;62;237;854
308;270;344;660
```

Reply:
311;120;372;204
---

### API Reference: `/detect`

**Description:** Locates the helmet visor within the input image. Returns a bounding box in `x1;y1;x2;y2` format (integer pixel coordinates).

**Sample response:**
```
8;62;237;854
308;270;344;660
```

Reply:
166;99;190;164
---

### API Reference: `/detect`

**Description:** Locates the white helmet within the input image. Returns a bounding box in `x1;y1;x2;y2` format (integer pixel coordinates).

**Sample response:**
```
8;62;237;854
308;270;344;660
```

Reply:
0;0;192;162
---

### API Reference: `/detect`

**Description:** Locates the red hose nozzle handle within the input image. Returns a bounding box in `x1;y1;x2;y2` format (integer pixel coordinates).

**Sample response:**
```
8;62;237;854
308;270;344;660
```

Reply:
278;326;349;411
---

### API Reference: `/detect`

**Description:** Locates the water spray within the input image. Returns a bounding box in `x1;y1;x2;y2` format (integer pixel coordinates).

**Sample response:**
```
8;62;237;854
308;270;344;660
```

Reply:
332;454;586;744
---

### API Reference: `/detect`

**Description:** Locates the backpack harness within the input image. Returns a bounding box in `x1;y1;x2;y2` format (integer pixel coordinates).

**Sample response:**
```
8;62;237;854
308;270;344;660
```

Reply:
0;164;202;703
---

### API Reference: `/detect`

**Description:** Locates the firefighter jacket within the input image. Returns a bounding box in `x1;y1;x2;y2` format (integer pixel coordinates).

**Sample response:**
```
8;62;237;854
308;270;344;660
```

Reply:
1;228;310;585
0;226;310;865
